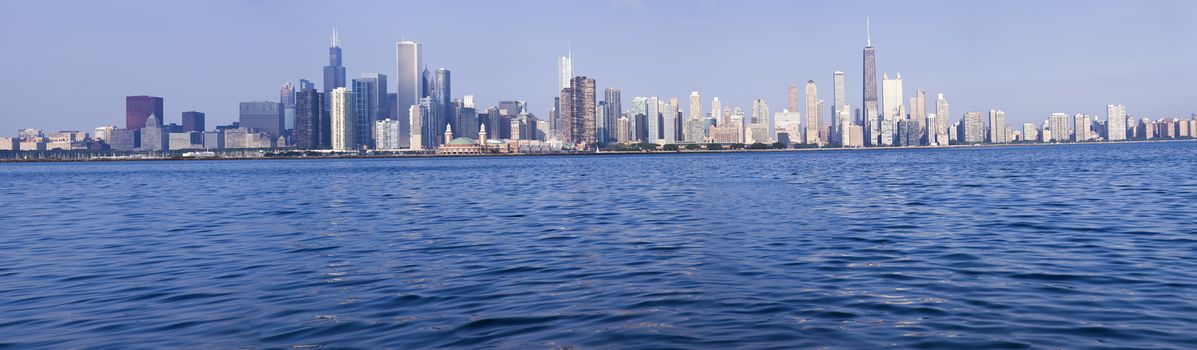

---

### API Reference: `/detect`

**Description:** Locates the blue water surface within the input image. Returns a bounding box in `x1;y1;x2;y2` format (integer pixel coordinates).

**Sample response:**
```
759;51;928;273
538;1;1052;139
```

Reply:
1;142;1196;349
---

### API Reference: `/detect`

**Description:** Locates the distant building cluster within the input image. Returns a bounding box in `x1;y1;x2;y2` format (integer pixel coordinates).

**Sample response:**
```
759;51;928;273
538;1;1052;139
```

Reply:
5;24;1197;158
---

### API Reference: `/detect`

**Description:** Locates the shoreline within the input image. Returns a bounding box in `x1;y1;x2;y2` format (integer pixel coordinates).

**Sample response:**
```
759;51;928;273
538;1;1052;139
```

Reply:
1;139;1191;163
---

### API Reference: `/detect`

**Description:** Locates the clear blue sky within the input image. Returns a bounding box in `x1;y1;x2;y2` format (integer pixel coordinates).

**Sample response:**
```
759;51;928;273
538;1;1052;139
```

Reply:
2;0;1195;133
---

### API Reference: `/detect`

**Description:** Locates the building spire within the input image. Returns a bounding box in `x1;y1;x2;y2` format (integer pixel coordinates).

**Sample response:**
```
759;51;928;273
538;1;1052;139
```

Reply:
866;17;871;47
332;27;340;47
568;39;572;59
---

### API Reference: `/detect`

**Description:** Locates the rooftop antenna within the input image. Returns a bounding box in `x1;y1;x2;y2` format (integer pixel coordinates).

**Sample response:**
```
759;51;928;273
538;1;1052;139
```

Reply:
332;27;340;47
866;18;871;47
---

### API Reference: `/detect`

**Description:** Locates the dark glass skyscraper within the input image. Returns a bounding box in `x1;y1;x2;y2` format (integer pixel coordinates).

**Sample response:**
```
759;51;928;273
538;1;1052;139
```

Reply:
605;88;621;141
125;95;164;130
349;75;378;146
323;28;346;94
862;20;879;145
239;101;283;139
181;111;205;132
431;68;451;139
295;88;324;149
299;79;315;91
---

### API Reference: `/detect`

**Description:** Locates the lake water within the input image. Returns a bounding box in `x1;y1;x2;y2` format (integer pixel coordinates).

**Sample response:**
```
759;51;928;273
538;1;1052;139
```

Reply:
2;142;1196;349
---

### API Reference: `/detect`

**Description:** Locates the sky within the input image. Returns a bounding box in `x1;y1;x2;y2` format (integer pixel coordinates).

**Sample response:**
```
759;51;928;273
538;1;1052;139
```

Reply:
2;0;1196;134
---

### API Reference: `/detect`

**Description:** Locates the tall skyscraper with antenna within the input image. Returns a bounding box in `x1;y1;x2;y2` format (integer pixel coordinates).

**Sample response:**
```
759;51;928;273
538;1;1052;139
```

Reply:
556;45;573;137
558;44;573;93
862;18;879;146
323;28;346;94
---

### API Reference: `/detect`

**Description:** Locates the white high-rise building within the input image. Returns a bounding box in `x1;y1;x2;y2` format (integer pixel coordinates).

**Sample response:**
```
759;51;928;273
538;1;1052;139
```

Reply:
881;73;904;146
712;97;723;126
840;104;854;147
1023;123;1038;143
988;110;1007;143
909;89;926;145
375;118;401;149
647;96;660;144
730;112;745;143
558;47;573;93
925;114;939;145
661;102;677;144
408;105;422;150
804;80;820;144
330;87;356;150
395;40;422;149
1073;113;1092;141
935;93;950;144
752;99;771;142
751;99;769;125
775;110;801;143
1106;104;1127;141
94;125;116;142
684;91;704;142
833;71;846;140
1049;113;1071;142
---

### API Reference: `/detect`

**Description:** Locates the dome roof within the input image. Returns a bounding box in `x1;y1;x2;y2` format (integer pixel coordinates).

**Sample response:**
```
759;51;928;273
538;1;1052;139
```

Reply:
447;137;477;145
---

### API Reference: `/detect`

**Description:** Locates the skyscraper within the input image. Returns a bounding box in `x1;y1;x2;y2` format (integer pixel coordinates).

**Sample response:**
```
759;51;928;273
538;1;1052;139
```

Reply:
1023;123;1039;143
712;97;723;126
330;87;356;150
432;69;451;140
138;114;167;151
1073;113;1092;141
375;118;401;149
686;91;703;142
126;96;164;130
323;28;346;94
395;40;423;148
961;112;985;144
564;76;596;146
239;101;283;139
862;19;879;145
988;110;1007;143
751;99;769;125
661;102;677;144
558;88;573;142
630;96;647;142
909;89;926;145
804;80;819;144
1049;113;1071;142
605;88;621;141
788;85;799;113
833;71;846;143
408;104;423;150
596;101;608;144
352;75;383;148
936;93;950;145
295;88;323;149
1107;104;1127;141
647;96;660;144
181;111;205;132
280;82;296;131
558;46;573;93
881;73;904;146
839;104;854;147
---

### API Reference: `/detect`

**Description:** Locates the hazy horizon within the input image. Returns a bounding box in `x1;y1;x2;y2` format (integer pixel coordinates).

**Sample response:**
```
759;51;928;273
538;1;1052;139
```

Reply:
2;0;1195;133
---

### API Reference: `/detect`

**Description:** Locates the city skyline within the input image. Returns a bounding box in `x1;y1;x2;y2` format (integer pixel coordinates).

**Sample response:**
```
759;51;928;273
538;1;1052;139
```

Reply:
2;0;1196;133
